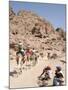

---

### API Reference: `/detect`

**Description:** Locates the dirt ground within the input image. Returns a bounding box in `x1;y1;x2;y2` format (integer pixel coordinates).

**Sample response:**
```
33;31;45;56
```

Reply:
10;54;66;88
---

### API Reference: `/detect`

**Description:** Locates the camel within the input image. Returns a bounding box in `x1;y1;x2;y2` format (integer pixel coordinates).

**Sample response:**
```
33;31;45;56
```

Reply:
16;49;38;71
16;53;25;75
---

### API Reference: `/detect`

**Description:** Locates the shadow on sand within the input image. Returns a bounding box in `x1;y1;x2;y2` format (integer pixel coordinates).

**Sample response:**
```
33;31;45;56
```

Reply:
9;70;17;77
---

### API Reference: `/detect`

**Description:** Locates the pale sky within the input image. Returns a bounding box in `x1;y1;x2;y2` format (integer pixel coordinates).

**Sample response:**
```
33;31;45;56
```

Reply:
9;1;66;31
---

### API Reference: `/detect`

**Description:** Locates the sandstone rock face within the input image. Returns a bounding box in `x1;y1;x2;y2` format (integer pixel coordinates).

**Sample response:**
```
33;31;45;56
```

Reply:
9;7;66;58
9;7;15;20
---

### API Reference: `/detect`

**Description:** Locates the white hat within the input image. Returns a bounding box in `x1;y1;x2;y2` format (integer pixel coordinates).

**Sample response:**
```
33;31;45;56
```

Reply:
56;65;61;70
19;42;22;45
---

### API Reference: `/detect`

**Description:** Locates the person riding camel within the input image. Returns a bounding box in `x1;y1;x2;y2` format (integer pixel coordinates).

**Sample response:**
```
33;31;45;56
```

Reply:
25;47;32;61
17;42;25;55
16;41;25;65
53;65;64;86
38;66;52;80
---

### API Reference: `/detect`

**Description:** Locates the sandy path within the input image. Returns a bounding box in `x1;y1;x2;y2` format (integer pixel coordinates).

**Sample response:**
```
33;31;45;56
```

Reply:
10;56;66;88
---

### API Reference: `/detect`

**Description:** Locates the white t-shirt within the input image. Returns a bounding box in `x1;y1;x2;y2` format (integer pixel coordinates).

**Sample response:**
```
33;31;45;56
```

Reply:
47;70;52;79
21;48;24;52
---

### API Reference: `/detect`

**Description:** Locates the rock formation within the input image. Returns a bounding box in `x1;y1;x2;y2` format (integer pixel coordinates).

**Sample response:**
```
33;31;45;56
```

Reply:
9;7;66;59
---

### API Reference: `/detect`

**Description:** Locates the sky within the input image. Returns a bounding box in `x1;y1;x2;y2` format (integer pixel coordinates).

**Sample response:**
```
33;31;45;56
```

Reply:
9;1;66;31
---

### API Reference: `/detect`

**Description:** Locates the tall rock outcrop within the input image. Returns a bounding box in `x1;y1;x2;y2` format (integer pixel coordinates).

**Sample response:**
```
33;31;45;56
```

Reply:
9;7;66;58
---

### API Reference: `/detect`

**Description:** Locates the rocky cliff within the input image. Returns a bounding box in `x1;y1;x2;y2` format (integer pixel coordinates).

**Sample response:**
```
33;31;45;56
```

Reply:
9;7;66;59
